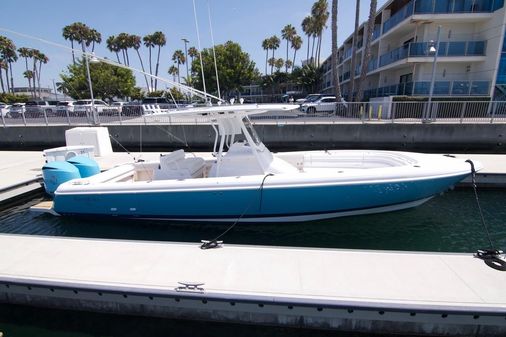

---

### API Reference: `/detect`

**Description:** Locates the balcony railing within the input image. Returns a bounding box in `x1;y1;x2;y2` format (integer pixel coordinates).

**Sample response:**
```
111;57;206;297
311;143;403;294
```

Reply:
364;80;490;99
378;40;486;68
381;0;504;36
383;1;415;35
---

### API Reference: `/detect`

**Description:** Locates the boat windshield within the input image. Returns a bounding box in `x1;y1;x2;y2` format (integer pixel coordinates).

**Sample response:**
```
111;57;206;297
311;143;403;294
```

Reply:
242;117;261;146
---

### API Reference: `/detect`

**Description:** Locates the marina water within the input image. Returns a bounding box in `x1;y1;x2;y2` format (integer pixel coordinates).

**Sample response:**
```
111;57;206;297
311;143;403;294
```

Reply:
1;189;505;336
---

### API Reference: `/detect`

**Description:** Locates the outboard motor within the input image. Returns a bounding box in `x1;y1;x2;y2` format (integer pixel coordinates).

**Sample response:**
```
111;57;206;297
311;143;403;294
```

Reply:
67;156;100;178
42;161;81;195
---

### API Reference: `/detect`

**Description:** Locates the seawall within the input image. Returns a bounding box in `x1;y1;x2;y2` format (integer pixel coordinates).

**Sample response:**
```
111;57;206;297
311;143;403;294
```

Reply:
0;123;505;153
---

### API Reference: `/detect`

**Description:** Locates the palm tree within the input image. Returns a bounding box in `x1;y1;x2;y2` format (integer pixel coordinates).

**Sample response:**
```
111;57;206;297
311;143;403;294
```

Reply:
285;59;293;72
106;35;121;64
188;46;198;70
23;70;34;97
312;0;329;67
143;34;155;89
168;65;179;82
172;50;186;84
331;0;342;100
301;16;313;62
18;47;34;96
356;0;378;102
129;34;150;90
34;51;48;99
62;25;77;65
269;35;280;74
291;35;302;69
151;31;166;91
117;33;131;66
275;58;284;72
349;0;360;101
268;57;276;74
281;24;297;72
261;38;270;75
90;29;102;52
0;37;17;93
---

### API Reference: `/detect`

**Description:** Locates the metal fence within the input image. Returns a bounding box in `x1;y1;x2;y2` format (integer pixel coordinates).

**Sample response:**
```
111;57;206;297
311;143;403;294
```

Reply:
2;101;506;127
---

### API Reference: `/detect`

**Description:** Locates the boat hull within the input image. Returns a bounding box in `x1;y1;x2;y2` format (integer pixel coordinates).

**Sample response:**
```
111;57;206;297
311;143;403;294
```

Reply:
53;173;467;222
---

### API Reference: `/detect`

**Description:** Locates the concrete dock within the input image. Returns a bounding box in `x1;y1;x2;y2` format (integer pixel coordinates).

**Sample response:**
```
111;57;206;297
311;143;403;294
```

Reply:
0;234;505;336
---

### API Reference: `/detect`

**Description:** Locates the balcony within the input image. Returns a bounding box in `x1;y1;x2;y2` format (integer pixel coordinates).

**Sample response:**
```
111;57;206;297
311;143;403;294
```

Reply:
414;0;504;14
381;0;503;37
383;1;414;35
364;80;490;99
378;40;486;69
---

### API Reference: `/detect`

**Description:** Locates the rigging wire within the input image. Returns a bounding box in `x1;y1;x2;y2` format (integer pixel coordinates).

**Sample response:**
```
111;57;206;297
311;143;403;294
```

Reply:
207;0;221;100
192;0;209;102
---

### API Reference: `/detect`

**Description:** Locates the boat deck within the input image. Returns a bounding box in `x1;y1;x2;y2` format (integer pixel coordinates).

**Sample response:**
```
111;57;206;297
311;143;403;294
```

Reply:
0;234;505;335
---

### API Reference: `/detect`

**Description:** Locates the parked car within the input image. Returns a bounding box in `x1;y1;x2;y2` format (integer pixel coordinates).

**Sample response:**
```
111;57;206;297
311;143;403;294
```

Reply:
24;100;58;118
0;102;11;118
73;99;109;116
300;96;344;114
296;94;325;105
9;103;26;118
56;101;75;115
121;101;143;116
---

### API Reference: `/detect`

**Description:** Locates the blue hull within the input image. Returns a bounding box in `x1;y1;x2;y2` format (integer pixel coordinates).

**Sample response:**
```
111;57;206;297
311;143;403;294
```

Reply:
53;173;468;222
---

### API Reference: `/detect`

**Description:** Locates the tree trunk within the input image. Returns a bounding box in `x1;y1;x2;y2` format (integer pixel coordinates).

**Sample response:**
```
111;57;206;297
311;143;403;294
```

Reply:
38;61;42;99
265;50;268;75
286;40;289;72
271;50;275;74
332;0;342;100
9;62;15;93
356;0;377;102
4;67;10;93
349;0;360;101
311;36;316;65
125;50;130;67
115;52;121;64
121;49;126;65
154;46;161;91
32;59;38;98
292;50;297;70
24;57;32;97
0;72;4;93
136;49;151;90
317;35;322;67
71;40;76;65
177;63;181;84
306;34;310;61
148;48;153;91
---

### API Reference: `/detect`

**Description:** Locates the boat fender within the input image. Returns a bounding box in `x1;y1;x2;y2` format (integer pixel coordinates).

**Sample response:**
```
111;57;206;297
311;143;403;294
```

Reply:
42;161;81;195
66;156;100;178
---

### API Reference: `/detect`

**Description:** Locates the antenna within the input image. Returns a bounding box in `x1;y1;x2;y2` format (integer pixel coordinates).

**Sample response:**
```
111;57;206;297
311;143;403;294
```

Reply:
192;0;209;103
207;0;221;100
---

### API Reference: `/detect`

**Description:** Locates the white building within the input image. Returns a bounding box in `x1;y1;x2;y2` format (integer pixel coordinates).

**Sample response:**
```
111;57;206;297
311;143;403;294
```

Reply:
320;0;506;100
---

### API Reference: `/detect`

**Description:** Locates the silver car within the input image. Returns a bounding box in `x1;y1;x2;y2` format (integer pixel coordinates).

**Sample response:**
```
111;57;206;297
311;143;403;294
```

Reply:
9;103;26;118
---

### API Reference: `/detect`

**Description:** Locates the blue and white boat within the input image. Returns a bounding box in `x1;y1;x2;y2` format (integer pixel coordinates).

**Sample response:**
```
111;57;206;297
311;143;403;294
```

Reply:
51;104;479;222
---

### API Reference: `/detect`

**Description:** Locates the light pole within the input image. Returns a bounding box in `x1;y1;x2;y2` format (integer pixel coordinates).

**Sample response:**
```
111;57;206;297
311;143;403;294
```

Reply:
81;40;100;125
425;25;441;123
52;79;57;100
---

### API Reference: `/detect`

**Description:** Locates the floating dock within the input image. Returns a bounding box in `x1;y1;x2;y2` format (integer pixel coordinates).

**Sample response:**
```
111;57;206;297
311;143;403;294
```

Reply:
0;234;505;336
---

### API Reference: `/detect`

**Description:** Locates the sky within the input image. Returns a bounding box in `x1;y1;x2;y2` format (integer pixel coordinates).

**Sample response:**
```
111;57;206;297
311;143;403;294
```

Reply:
0;0;387;91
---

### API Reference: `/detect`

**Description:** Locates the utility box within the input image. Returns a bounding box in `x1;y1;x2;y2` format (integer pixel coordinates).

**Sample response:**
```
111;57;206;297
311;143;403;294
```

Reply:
65;127;113;157
43;145;95;162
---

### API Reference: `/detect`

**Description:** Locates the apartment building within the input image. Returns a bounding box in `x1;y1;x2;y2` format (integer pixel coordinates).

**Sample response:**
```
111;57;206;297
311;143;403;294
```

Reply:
320;0;506;100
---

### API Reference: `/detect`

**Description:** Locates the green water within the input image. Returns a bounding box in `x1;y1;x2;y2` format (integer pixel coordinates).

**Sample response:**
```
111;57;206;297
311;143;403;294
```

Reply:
0;189;505;336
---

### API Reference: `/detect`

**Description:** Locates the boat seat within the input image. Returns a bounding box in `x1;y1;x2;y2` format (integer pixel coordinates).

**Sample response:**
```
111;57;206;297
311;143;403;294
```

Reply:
153;155;205;180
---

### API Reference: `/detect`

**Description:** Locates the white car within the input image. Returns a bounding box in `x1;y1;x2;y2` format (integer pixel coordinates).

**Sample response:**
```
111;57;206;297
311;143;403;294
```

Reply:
9;103;26;118
300;96;339;114
56;101;75;115
0;102;11;118
73;99;109;116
